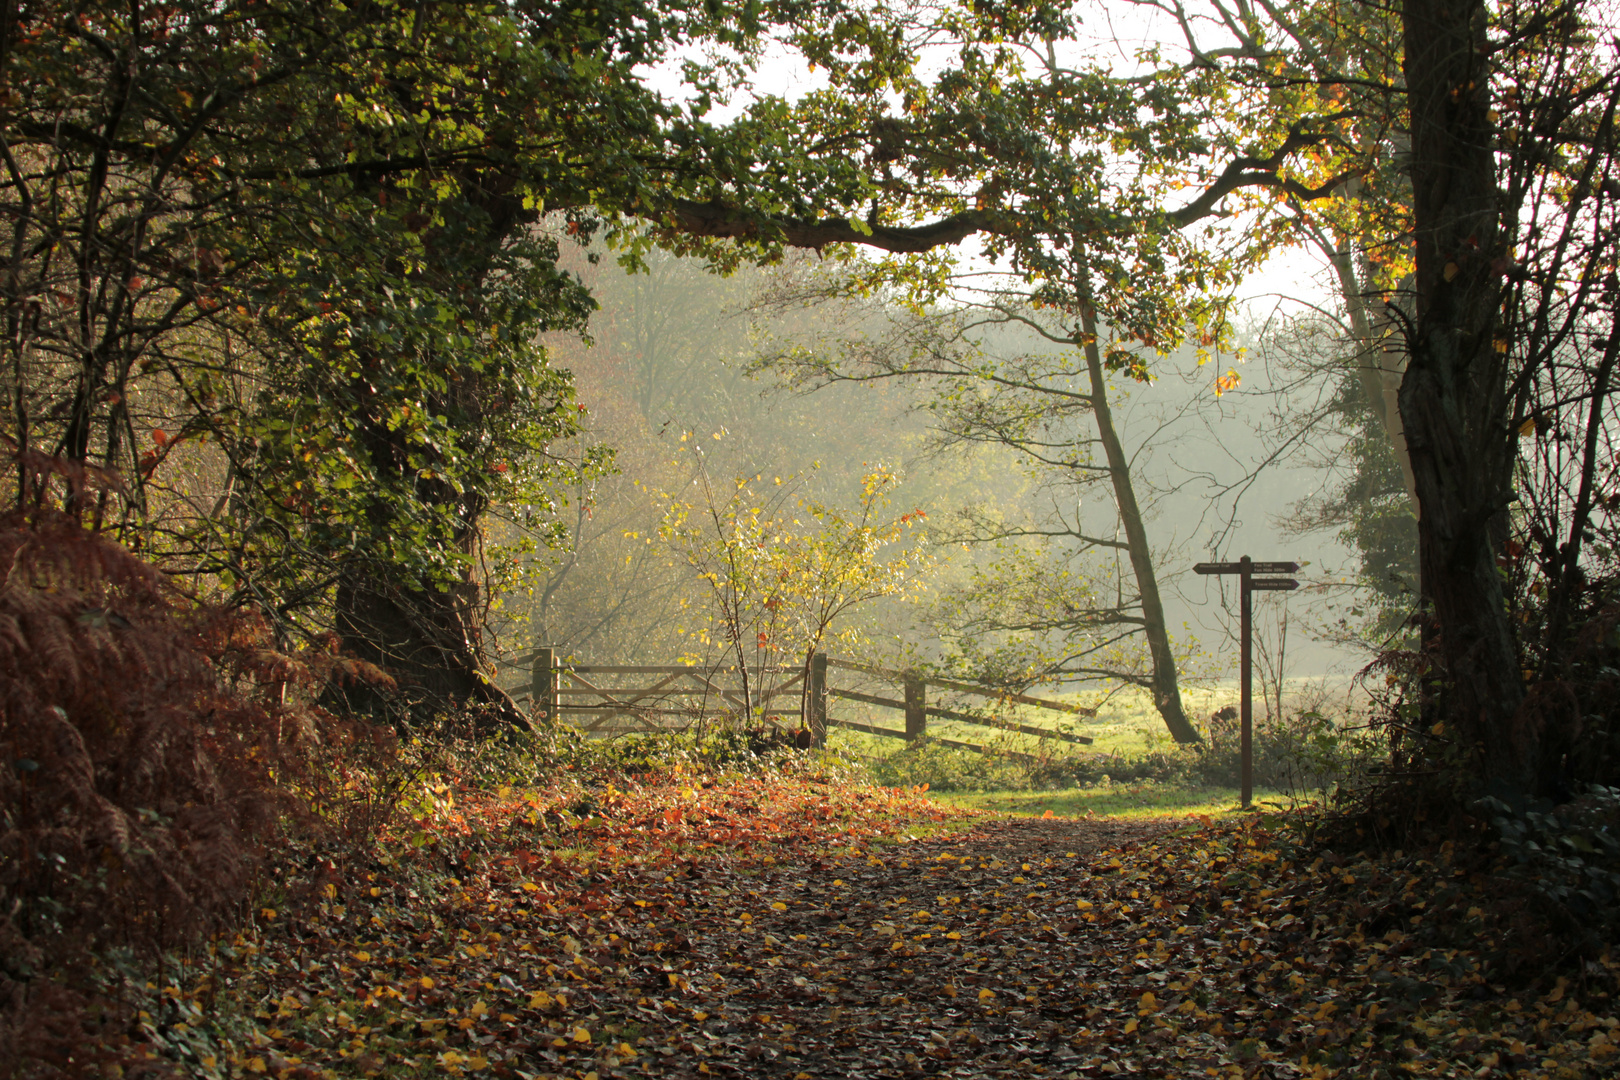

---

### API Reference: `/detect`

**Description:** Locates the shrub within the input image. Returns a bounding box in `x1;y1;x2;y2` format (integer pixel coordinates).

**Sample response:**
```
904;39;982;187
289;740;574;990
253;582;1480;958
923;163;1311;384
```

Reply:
1194;707;1384;798
0;509;375;1075
868;741;1037;792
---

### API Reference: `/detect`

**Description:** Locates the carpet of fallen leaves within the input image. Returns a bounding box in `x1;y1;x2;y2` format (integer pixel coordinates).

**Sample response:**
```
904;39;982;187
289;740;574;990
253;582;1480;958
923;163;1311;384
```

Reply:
125;772;1620;1080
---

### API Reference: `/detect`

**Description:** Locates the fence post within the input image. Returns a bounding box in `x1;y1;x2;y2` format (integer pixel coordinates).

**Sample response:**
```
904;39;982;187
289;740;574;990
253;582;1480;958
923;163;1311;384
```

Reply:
809;652;828;747
1239;556;1253;810
532;647;557;725
904;673;927;742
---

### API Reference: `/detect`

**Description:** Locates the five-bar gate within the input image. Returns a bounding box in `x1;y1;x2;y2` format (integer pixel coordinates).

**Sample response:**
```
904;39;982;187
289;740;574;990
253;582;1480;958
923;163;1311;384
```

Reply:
501;649;1098;752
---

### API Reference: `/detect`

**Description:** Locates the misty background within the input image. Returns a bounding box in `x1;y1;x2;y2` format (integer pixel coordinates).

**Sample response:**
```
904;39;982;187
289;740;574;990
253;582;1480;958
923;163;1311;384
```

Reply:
490;246;1392;707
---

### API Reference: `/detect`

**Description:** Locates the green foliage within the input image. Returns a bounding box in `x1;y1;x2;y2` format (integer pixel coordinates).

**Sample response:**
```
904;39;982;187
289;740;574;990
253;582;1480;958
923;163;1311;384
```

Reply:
864;708;1381;798
867;742;1036;793
1;0;945;674
388;712;873;793
1484;788;1620;936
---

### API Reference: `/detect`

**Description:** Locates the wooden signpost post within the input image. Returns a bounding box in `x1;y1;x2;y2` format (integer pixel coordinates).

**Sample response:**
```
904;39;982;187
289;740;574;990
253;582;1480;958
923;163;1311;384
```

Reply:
1194;557;1300;809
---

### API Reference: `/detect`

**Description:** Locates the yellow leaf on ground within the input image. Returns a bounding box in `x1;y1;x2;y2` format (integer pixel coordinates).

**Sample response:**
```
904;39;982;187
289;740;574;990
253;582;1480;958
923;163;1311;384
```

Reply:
572;1026;592;1043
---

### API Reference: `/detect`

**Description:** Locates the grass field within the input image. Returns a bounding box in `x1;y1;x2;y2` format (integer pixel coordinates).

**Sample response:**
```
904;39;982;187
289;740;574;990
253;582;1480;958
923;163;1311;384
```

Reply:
926;782;1290;819
823;677;1357;760
822;679;1357;817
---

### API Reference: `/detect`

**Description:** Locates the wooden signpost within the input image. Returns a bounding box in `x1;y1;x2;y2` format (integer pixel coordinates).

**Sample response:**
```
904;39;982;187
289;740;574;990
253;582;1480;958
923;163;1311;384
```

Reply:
1194;556;1300;809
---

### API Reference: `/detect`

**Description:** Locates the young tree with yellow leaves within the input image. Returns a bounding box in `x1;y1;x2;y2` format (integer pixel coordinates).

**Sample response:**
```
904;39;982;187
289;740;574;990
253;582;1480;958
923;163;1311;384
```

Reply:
657;452;932;726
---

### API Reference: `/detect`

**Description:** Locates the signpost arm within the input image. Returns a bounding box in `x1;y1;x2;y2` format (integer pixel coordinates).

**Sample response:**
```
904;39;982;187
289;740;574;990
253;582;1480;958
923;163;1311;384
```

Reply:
1239;557;1253;810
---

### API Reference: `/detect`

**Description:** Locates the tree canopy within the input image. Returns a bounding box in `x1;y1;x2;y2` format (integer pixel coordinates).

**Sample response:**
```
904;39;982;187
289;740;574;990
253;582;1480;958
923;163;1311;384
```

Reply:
7;0;1619;803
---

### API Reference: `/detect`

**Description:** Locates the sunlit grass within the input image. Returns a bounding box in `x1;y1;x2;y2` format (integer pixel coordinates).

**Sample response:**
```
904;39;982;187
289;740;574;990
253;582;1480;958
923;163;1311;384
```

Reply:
926;782;1289;820
826;678;1356;760
822;685;1196;760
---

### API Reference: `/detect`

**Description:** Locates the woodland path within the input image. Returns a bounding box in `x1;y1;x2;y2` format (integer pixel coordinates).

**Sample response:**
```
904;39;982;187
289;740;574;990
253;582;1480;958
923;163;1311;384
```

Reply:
175;777;1618;1080
614;815;1175;1079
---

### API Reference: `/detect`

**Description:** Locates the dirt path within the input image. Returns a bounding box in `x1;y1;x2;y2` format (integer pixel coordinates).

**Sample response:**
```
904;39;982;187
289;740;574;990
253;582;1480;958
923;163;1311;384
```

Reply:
604;816;1180;1078
180;778;1616;1080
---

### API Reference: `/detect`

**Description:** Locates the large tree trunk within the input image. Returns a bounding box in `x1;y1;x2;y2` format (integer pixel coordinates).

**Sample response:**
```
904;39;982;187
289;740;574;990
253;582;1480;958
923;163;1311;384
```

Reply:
334;572;528;729
1078;299;1201;744
1398;0;1529;792
332;173;533;731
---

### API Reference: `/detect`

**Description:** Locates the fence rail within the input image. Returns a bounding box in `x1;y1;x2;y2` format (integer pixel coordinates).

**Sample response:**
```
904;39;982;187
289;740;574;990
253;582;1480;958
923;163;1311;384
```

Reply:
498;649;1095;750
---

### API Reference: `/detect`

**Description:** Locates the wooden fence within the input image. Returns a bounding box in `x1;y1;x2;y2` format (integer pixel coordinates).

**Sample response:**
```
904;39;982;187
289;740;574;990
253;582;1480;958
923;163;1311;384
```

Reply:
499;649;1096;753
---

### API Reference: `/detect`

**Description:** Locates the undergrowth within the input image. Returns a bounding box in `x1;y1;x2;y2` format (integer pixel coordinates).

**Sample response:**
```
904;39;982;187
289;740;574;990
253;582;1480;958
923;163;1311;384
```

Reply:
0;509;398;1076
866;705;1382;801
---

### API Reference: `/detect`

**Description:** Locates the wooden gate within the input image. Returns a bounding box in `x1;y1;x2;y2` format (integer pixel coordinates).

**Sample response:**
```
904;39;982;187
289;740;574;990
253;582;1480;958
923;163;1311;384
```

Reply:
501;649;807;738
501;649;1098;752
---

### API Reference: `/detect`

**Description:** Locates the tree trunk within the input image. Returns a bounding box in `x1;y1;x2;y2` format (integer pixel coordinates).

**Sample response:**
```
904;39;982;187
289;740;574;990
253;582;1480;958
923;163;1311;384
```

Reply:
1322;241;1420;519
1077;299;1201;744
334;571;529;729
1398;0;1529;792
332;173;534;731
